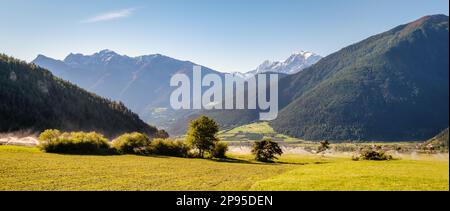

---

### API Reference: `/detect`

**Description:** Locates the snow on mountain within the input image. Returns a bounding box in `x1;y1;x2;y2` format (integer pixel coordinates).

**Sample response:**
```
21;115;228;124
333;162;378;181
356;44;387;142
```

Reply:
230;71;255;79
250;51;322;75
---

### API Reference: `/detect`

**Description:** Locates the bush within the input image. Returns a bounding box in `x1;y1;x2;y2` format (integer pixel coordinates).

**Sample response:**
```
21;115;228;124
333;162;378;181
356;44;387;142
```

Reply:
38;129;61;142
148;139;190;157
252;139;283;162
353;147;393;161
211;142;228;158
156;129;170;139
38;130;110;154
111;132;150;155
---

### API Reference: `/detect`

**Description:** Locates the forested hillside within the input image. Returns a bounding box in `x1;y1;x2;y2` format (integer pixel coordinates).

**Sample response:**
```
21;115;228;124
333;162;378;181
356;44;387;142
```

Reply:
0;54;164;138
271;15;449;141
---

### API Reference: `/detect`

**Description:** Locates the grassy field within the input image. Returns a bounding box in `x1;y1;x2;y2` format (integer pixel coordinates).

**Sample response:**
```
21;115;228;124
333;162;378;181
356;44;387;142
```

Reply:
218;122;301;142
0;146;448;191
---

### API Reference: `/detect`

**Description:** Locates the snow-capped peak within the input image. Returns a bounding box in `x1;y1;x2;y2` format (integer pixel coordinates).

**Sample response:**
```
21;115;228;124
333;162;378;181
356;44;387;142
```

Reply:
289;51;319;61
251;50;322;75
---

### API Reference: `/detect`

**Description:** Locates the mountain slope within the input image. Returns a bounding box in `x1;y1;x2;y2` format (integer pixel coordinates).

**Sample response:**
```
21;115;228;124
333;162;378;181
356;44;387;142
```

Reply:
32;50;223;129
1;54;163;138
425;128;449;150
271;15;449;141
424;128;449;150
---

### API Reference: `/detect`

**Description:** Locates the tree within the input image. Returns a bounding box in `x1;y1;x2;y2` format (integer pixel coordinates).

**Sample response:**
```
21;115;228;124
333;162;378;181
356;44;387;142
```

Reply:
317;140;330;153
156;129;170;139
186;116;219;158
251;139;283;162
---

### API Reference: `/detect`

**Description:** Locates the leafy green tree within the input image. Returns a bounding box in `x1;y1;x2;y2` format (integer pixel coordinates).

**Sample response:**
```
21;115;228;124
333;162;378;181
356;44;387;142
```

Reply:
252;139;283;162
186;116;219;158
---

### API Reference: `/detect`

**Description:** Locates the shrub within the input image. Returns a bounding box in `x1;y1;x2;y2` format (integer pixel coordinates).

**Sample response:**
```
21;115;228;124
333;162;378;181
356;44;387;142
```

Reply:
38;129;62;142
38;130;110;154
252;139;283;162
211;142;228;158
148;139;190;157
111;132;150;155
353;147;393;161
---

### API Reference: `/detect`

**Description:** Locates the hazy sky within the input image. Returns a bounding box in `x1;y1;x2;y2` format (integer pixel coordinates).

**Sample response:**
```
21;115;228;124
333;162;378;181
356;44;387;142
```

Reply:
0;0;448;72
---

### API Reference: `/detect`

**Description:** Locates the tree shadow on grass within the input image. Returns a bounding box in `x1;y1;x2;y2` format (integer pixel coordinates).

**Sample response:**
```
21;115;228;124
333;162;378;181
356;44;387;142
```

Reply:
49;151;117;156
212;157;259;165
46;151;331;166
275;161;330;165
212;157;327;166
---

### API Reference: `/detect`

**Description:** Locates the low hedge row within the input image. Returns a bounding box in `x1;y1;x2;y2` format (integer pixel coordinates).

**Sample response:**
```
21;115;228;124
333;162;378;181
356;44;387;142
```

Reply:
38;130;227;158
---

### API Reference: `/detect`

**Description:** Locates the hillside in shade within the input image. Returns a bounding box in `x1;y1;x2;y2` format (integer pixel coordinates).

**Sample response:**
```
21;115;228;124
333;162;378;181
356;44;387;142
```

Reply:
425;128;449;149
0;54;165;138
271;15;449;141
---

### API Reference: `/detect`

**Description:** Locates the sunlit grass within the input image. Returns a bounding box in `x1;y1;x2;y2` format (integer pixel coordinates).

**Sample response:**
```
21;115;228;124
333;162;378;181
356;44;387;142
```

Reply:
222;122;276;134
251;156;449;191
218;122;303;142
0;146;448;191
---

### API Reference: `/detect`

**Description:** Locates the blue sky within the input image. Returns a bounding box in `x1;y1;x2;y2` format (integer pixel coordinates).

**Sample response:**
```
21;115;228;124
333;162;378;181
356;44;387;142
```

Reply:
0;0;448;72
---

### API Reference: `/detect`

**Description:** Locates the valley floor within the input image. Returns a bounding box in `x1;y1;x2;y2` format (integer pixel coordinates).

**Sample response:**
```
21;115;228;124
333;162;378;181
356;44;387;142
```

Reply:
0;146;448;191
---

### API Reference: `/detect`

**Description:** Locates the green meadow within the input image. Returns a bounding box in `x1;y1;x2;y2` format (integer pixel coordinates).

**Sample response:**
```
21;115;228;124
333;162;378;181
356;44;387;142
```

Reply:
218;122;301;142
0;146;448;191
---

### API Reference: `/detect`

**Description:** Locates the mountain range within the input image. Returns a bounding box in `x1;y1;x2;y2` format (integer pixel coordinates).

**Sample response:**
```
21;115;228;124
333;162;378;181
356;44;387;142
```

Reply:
32;48;320;131
30;14;449;141
33;50;222;129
